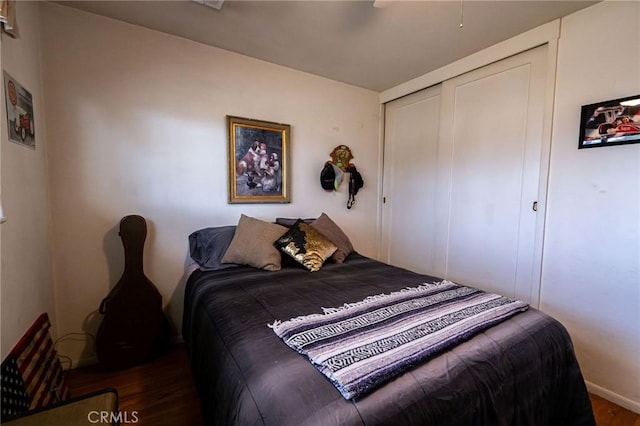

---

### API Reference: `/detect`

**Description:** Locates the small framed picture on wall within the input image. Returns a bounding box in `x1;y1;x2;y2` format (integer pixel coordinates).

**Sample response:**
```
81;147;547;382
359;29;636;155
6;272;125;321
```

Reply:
3;71;36;149
578;95;640;149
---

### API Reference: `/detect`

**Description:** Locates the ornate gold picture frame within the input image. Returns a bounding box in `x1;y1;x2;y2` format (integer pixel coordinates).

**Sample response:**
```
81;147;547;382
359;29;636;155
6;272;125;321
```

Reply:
227;116;290;203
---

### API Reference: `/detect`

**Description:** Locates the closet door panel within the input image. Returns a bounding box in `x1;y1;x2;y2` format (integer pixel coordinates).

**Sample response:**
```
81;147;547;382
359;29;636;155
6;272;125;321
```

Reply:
439;46;547;302
381;86;441;275
447;66;529;295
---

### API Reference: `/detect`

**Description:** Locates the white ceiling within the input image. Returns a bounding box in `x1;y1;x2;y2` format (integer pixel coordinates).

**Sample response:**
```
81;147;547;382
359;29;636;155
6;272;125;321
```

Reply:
57;0;598;92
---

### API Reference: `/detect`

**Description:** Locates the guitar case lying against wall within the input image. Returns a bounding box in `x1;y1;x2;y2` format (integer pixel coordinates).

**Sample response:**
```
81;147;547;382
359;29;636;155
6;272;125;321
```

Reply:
96;215;171;370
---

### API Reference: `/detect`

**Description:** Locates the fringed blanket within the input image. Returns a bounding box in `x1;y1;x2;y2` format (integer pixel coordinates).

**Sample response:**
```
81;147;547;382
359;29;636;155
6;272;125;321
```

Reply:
269;280;529;400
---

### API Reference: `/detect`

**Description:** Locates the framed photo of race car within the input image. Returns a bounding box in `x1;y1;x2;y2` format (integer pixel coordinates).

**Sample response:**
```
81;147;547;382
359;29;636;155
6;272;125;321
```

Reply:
579;95;640;149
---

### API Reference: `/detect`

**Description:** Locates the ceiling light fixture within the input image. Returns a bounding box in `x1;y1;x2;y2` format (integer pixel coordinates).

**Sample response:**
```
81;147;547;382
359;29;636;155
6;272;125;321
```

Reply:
372;0;393;9
192;0;224;11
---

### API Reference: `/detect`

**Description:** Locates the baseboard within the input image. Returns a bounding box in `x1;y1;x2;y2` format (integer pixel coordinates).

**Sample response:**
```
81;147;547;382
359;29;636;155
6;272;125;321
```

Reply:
586;380;640;414
69;355;98;370
65;338;185;370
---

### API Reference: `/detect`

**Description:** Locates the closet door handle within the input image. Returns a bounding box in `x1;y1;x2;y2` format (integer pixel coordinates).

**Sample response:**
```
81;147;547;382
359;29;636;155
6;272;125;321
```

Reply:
532;201;538;212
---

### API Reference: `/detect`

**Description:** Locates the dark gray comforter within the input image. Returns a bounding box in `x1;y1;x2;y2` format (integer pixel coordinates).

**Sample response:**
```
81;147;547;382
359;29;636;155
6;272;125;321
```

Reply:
183;254;595;426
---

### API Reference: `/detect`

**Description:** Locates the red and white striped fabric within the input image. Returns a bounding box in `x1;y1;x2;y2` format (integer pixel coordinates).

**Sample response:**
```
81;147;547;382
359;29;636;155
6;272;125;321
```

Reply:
3;313;70;413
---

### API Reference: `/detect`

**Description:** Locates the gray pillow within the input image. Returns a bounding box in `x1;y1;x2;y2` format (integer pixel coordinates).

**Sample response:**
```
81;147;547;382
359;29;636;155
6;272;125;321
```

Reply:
310;213;354;263
188;226;239;271
221;215;288;271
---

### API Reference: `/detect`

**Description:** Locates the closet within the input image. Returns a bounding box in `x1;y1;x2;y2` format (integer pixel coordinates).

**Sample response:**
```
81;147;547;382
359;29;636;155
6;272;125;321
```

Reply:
381;45;549;307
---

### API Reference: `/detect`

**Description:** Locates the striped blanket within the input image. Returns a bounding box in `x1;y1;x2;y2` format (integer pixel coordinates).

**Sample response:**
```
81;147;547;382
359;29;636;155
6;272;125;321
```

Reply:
270;280;528;400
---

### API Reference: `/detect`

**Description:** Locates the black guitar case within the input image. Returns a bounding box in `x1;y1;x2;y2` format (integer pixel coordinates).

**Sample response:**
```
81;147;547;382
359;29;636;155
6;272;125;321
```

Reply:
96;215;171;370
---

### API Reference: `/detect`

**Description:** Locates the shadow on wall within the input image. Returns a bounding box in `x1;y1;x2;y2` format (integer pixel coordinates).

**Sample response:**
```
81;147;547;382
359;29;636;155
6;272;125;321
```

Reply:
143;218;180;340
166;254;198;344
54;224;123;368
53;224;123;368
103;223;126;295
80;224;127;365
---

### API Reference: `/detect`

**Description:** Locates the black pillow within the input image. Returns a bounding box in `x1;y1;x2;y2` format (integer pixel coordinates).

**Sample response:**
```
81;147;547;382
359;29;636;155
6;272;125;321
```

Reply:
274;220;337;272
275;217;315;228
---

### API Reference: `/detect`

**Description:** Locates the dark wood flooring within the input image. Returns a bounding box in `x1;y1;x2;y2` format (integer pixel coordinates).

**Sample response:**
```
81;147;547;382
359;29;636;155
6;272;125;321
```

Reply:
65;344;204;425
66;344;639;426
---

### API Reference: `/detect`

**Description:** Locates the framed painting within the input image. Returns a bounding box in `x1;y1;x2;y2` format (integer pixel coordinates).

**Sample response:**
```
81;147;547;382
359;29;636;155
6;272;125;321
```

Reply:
227;116;290;203
3;71;36;149
578;95;640;149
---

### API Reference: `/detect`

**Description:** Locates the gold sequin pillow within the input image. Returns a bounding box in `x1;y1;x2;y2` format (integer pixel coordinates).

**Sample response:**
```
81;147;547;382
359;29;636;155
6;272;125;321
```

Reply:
274;220;337;272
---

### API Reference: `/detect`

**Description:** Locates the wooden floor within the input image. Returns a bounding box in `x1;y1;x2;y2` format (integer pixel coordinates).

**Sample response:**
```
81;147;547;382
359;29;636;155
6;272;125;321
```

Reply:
590;394;640;426
66;344;639;426
65;344;204;425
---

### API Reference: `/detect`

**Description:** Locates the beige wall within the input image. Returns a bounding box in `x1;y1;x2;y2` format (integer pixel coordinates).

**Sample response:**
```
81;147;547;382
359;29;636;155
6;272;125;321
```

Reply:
542;0;639;411
0;1;56;359
39;3;380;366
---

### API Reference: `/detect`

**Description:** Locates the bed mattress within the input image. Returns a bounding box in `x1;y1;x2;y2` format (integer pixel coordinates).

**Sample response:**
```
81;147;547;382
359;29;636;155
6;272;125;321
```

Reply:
183;254;594;426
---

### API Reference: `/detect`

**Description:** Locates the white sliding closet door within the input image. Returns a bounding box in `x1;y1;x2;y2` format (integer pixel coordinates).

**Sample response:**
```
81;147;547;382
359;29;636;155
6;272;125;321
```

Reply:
381;85;441;275
438;46;548;304
381;45;549;306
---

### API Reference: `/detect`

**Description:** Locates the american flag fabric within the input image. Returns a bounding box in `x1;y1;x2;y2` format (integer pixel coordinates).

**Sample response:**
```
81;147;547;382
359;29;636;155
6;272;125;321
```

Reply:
1;313;70;418
1;357;30;417
270;281;528;400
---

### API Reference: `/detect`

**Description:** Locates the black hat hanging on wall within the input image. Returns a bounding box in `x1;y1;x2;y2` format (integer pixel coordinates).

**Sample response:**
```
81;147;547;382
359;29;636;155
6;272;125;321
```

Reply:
320;145;364;209
320;162;336;191
320;161;345;192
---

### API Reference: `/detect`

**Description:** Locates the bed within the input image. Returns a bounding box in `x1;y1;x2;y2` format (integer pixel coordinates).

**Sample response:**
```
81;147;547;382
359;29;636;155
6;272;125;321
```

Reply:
182;215;595;425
